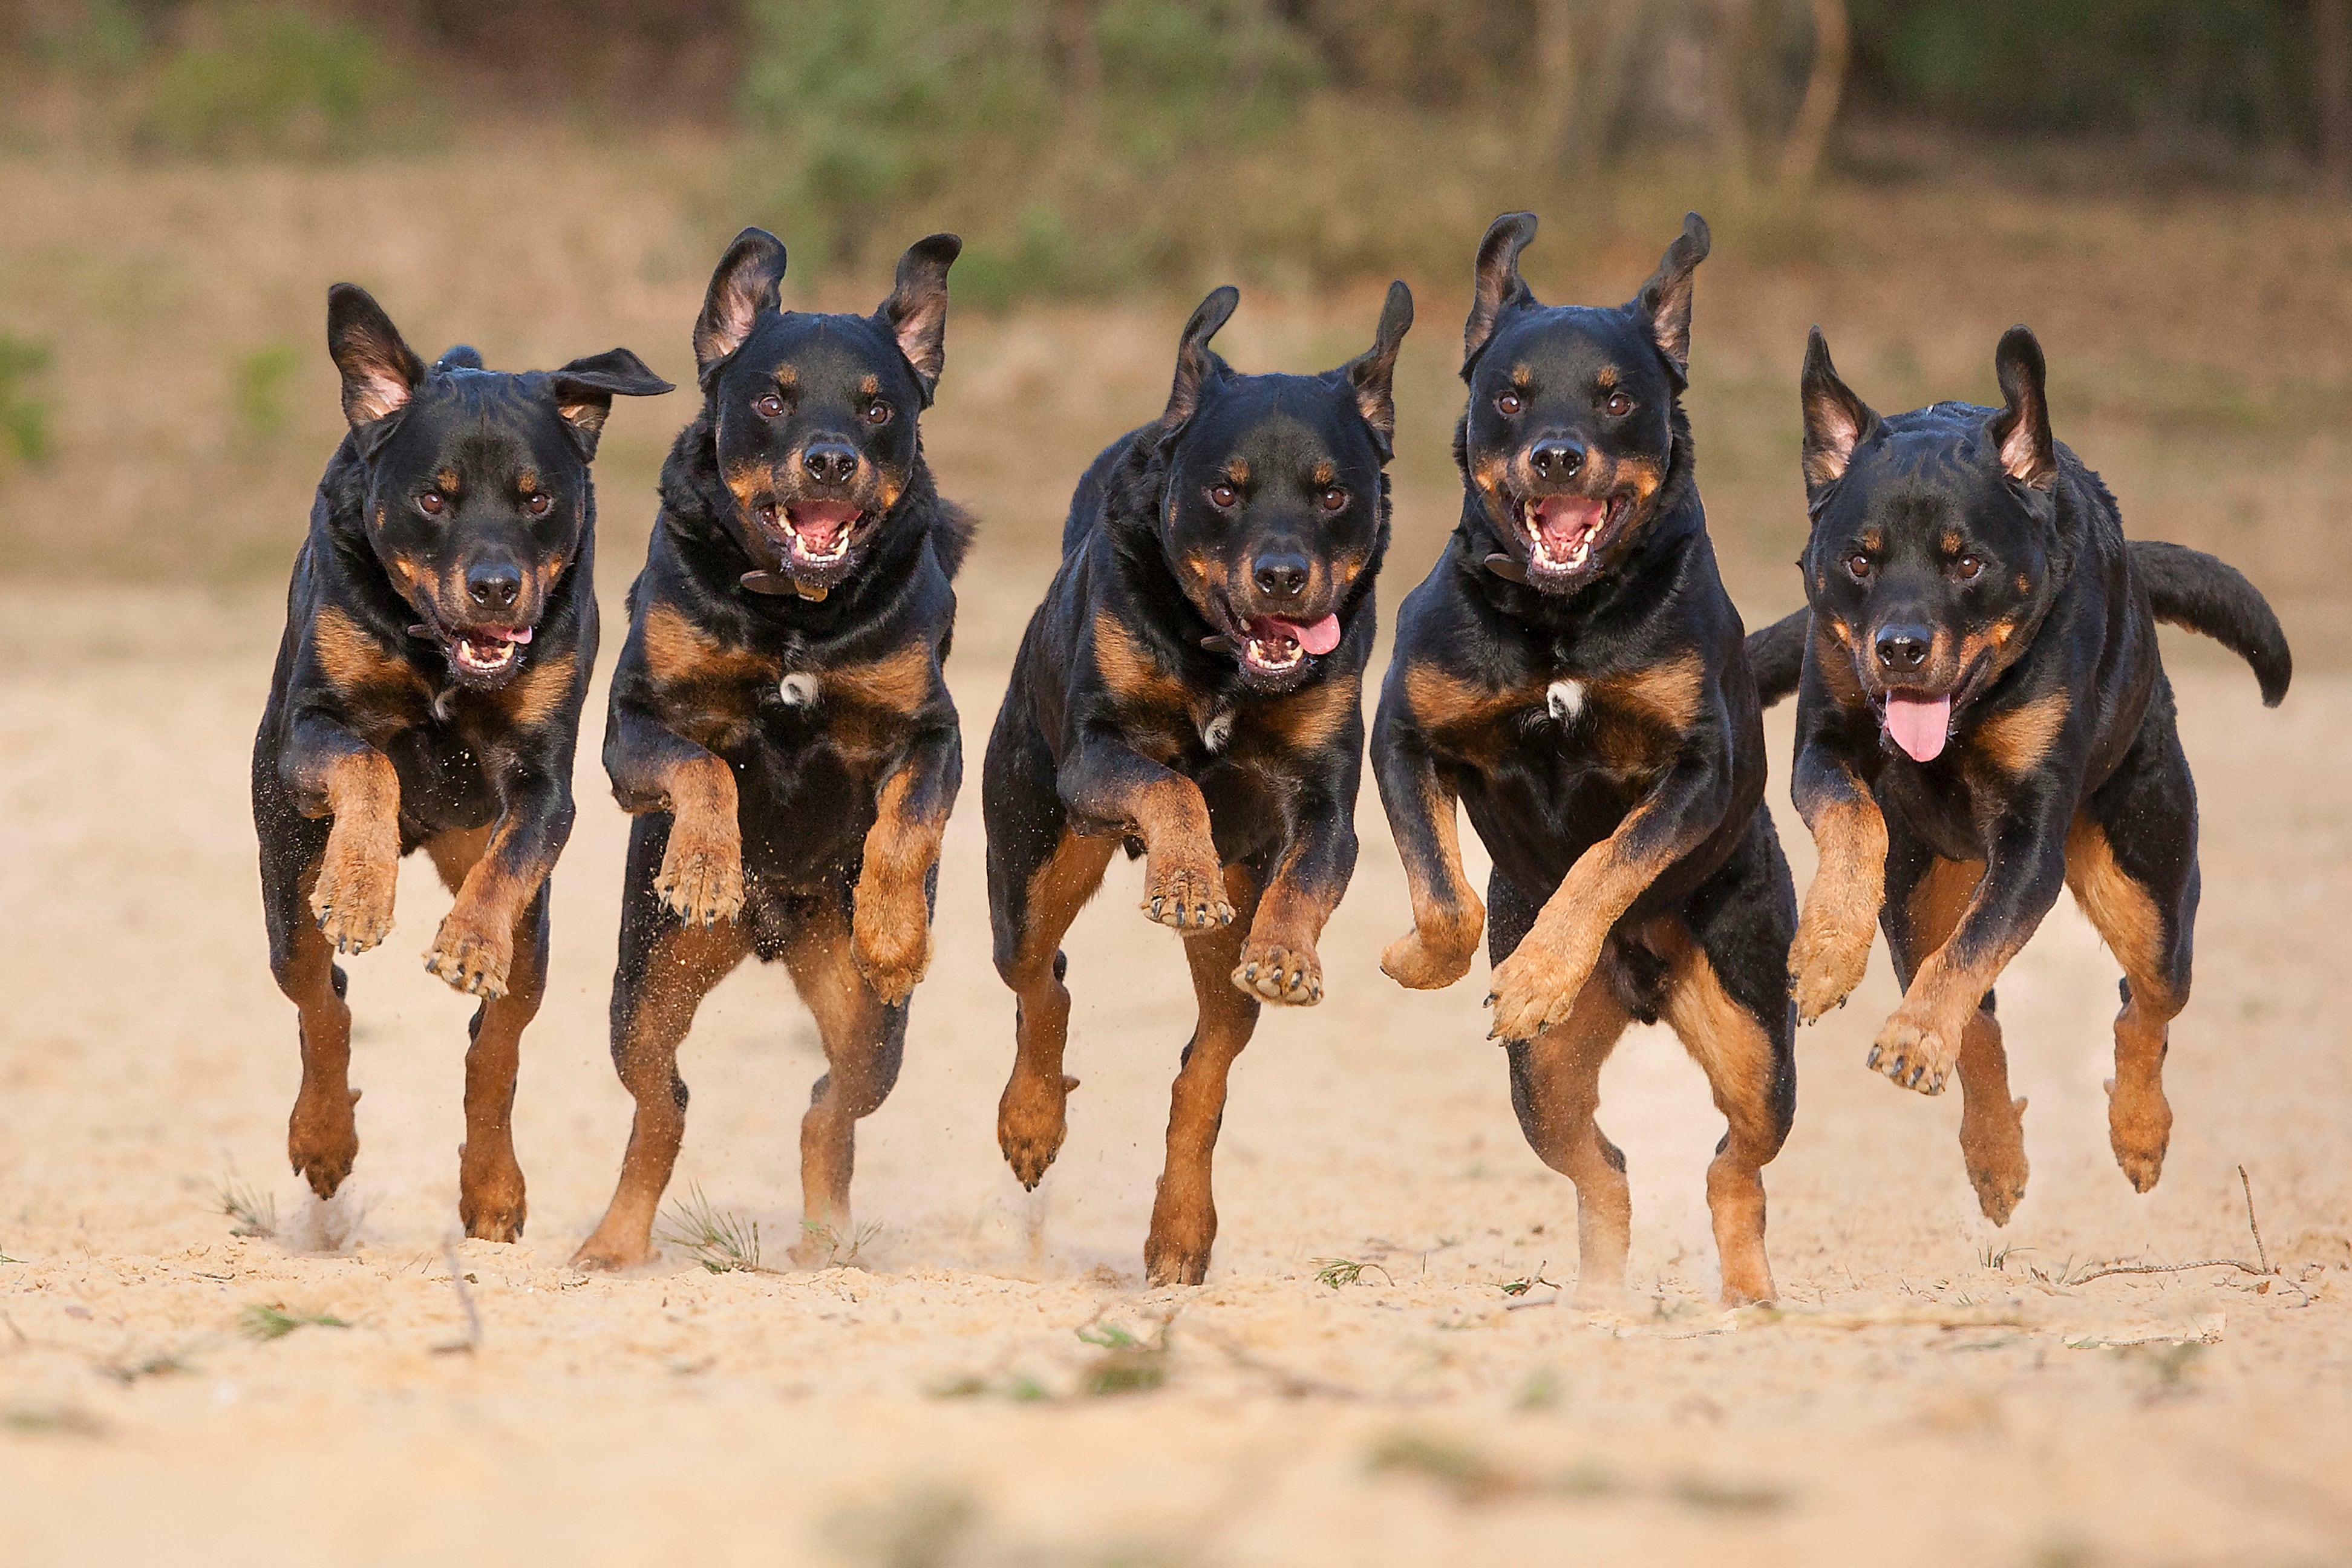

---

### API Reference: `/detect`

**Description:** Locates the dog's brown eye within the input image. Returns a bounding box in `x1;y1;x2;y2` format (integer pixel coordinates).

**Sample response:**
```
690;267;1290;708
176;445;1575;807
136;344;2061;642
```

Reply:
1846;553;1873;580
1209;484;1238;509
755;394;783;418
419;491;445;516
1319;486;1347;512
1495;391;1522;416
1955;554;1984;580
1604;391;1633;417
526;493;552;517
865;399;892;425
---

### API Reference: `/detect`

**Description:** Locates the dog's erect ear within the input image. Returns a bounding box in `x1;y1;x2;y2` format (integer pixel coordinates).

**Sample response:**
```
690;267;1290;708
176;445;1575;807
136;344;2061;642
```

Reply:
1800;327;1882;489
327;284;426;439
1634;211;1710;383
694;227;788;374
1463;211;1538;371
1990;325;2057;490
1336;280;1414;460
1159;285;1239;444
548;348;675;459
878;232;961;402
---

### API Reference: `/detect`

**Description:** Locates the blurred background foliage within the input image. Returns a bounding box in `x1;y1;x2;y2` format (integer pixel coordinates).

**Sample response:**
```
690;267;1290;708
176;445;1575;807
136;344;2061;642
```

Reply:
3;0;2345;300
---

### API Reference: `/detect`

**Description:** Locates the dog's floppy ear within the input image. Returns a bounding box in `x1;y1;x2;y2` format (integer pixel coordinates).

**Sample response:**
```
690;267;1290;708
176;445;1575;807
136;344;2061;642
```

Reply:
1336;280;1414;461
327;284;426;443
1800;327;1882;489
1990;325;2057;490
878;232;961;403
1633;211;1710;384
1159;285;1239;445
1463;211;1538;371
694;227;788;374
548;348;675;459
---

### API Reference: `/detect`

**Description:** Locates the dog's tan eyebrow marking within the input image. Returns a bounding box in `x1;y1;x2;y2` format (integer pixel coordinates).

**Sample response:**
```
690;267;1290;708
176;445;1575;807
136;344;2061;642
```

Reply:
1860;528;1883;554
859;374;881;397
1510;365;1534;389
436;469;461;493
515;472;539;494
773;365;798;390
1310;461;1336;487
1941;529;1962;554
1224;458;1250;486
1595;366;1619;391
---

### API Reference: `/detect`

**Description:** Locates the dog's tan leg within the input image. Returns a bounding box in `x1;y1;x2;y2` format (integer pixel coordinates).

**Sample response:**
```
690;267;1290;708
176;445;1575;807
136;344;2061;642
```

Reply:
1145;863;1263;1286
997;831;1117;1188
1655;924;1788;1305
280;858;361;1199
2066;818;2185;1193
782;889;904;1264
1505;971;1633;1304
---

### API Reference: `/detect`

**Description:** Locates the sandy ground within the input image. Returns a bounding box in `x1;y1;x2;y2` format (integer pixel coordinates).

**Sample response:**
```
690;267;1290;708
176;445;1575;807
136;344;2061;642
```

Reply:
1;551;2347;1567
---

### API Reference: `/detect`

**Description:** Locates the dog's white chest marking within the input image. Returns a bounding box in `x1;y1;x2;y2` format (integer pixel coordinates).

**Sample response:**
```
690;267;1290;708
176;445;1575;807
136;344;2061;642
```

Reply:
779;673;821;707
1547;679;1586;722
1201;709;1235;754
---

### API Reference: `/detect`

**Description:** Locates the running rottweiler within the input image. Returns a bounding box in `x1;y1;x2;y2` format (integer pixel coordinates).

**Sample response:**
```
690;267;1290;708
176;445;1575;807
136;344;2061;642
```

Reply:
571;228;969;1271
984;279;1412;1286
252;286;670;1238
1371;213;1796;1305
1746;325;2290;1223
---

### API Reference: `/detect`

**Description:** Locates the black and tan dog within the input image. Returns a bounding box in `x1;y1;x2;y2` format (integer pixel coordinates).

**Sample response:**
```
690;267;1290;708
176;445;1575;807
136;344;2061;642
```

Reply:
1371;213;1795;1305
1747;325;2290;1221
983;280;1412;1285
571;228;968;1270
253;286;670;1237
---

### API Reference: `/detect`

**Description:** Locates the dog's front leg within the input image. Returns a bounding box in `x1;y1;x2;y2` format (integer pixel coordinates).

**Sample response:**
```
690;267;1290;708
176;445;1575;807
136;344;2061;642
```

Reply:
283;713;402;955
425;753;574;1000
1869;800;2070;1096
1059;725;1231;930
607;702;743;929
1370;696;1482;989
852;713;962;1005
1487;746;1733;1044
1788;735;1889;1022
1230;779;1357;1006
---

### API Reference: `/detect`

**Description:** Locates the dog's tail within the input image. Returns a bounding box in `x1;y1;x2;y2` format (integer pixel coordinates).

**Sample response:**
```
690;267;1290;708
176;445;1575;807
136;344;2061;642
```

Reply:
2132;540;2292;706
1746;608;1809;710
932;500;978;581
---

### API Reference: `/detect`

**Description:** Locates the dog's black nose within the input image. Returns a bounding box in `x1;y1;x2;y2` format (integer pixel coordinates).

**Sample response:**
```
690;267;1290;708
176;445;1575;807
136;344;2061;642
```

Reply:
1875;625;1932;673
1252;554;1310;600
466;564;523;610
1529;437;1585;479
802;440;858;486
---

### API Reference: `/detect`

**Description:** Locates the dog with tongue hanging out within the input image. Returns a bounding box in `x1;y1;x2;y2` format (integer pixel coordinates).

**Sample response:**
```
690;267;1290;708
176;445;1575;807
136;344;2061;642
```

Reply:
1371;212;1798;1307
1743;324;2292;1223
981;279;1411;1286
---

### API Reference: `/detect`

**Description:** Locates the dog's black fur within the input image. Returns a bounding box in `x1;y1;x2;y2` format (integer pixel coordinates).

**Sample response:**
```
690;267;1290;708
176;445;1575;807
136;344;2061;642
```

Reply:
982;280;1412;1285
1753;324;2289;1223
252;286;669;1238
572;229;972;1270
1370;212;1795;1305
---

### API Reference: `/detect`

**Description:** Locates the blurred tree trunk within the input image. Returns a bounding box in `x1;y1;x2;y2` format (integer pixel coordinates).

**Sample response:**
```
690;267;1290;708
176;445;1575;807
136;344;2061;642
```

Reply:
2319;0;2352;190
1779;0;1848;186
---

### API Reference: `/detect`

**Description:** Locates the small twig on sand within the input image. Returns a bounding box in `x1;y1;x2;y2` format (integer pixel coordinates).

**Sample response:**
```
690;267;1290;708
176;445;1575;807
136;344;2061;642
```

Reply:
1198;1326;1361;1400
2238;1164;2271;1275
431;1238;482;1356
2063;1165;2279;1287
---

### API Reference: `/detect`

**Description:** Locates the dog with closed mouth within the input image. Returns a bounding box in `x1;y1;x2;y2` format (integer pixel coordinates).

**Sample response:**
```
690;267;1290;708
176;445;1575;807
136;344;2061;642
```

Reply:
983;279;1411;1285
252;286;670;1238
1745;325;2290;1222
570;228;970;1271
1371;213;1796;1305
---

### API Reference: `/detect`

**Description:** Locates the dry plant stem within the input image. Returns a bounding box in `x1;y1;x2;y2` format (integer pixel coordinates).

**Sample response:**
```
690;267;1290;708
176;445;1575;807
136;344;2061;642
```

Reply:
432;1237;482;1356
2063;1164;2276;1285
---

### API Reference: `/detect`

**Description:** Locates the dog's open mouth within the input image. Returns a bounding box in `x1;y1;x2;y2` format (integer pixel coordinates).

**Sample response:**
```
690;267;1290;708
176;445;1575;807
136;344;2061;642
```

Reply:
756;499;867;572
1514;492;1628;577
450;624;532;677
1233;612;1342;676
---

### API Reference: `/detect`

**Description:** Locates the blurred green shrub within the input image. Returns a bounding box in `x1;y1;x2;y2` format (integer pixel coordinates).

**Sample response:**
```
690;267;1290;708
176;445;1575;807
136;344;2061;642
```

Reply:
232;342;301;443
138;5;414;158
0;336;56;471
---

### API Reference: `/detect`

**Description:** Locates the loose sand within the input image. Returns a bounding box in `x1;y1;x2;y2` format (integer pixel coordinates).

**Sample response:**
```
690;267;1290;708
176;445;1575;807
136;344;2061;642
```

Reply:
1;567;2345;1567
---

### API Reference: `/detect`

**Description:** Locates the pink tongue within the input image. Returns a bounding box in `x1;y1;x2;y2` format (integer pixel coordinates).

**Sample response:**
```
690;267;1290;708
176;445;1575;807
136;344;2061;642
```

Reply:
1885;696;1952;762
788;501;860;550
1291;614;1342;656
1534;495;1605;550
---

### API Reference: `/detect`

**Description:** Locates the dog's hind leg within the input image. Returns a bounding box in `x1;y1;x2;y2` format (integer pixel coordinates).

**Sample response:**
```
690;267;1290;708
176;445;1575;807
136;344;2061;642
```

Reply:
2066;685;2198;1194
264;825;361;1200
425;828;542;1241
1145;862;1264;1286
1884;838;2029;1223
782;881;909;1266
990;826;1117;1191
573;817;750;1270
1492;871;1635;1304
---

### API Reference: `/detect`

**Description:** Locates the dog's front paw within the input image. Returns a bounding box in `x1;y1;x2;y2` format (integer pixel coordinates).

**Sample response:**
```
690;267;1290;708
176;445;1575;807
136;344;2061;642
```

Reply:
1485;941;1596;1044
1788;904;1872;1024
852;880;931;1007
1962;1094;2031;1224
1232;940;1322;1005
998;1068;1078;1189
310;828;399;955
656;820;743;929
2105;1076;2172;1194
287;1086;360;1198
1380;926;1477;990
424;906;513;999
1142;858;1232;932
1867;1008;1956;1095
